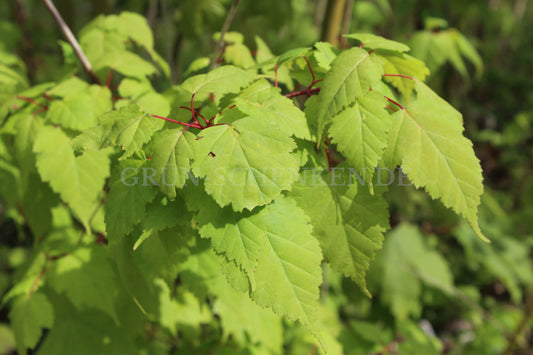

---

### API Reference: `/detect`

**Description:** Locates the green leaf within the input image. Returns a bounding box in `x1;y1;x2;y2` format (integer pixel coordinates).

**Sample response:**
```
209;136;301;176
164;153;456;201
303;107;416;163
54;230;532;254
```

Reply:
185;57;211;76
77;104;162;159
46;85;112;131
48;246;118;322
181;65;255;97
192;117;299;211
154;279;211;337
291;171;388;296
109;236;159;316
409;31;445;72
254;36;274;65
194;196;323;333
455;219;533;303
328;91;391;184
343;33;410;52
148;128;197;198
21;173;57;237
313;42;340;70
384;80;487;241
197;196;267;291
101;104;163;159
277;47;312;65
224;43;256;71
116;12;154;50
10;113;44;187
314;47;384;144
378;224;453;320
453;30;483;78
232;79;311;139
211;272;282;353
143;195;191;232
34;127;110;228
38;296;136;355
80;21;158;80
250;197;322;332
397;320;442;354
9;292;54;354
0;324;15;355
134;225;194;283
106;51;158;79
118;79;170;116
46;76;89;98
409;29;481;80
377;52;429;100
105;160;156;241
254;36;293;90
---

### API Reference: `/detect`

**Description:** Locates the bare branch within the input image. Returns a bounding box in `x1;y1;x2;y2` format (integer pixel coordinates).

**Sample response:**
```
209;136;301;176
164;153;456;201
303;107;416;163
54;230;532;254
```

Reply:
41;0;101;84
210;0;241;70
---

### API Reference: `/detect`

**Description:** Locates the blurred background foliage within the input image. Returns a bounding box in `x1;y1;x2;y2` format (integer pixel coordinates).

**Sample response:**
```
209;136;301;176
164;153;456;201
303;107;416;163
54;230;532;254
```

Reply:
0;0;532;354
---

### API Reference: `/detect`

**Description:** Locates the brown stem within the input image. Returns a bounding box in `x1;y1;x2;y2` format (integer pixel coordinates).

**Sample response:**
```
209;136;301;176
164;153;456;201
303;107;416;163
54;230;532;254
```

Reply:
147;0;159;29
29;268;46;295
210;0;241;70
321;0;347;46
284;87;320;99
341;0;354;38
314;0;328;28
503;290;533;355
41;0;101;84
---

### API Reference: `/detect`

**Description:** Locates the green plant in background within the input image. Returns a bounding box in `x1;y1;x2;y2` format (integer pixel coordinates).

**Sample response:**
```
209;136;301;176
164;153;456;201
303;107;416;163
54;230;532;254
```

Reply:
0;1;532;354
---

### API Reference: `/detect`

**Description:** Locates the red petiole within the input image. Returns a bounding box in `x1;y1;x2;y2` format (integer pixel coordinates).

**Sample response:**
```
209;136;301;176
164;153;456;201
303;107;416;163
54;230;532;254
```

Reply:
106;69;114;88
15;95;47;108
274;63;279;88
150;114;203;129
386;104;398;112
190;93;203;126
384;96;405;111
284;55;323;98
324;139;332;172
285;87;320;99
179;106;208;124
383;74;414;80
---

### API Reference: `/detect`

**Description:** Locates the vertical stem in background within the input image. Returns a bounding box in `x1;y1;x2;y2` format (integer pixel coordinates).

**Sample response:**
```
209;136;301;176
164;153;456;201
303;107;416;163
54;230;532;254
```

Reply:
321;0;347;46
514;0;529;21
210;0;241;70
147;0;159;29
341;0;354;35
314;0;328;29
41;0;101;84
10;0;36;84
160;0;181;84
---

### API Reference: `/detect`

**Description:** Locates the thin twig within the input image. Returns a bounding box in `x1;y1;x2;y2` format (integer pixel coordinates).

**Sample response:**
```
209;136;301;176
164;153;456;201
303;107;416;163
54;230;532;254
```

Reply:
210;0;241;70
151;115;203;129
284;87;320;99
504;290;533;355
41;0;101;84
29;268;47;295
